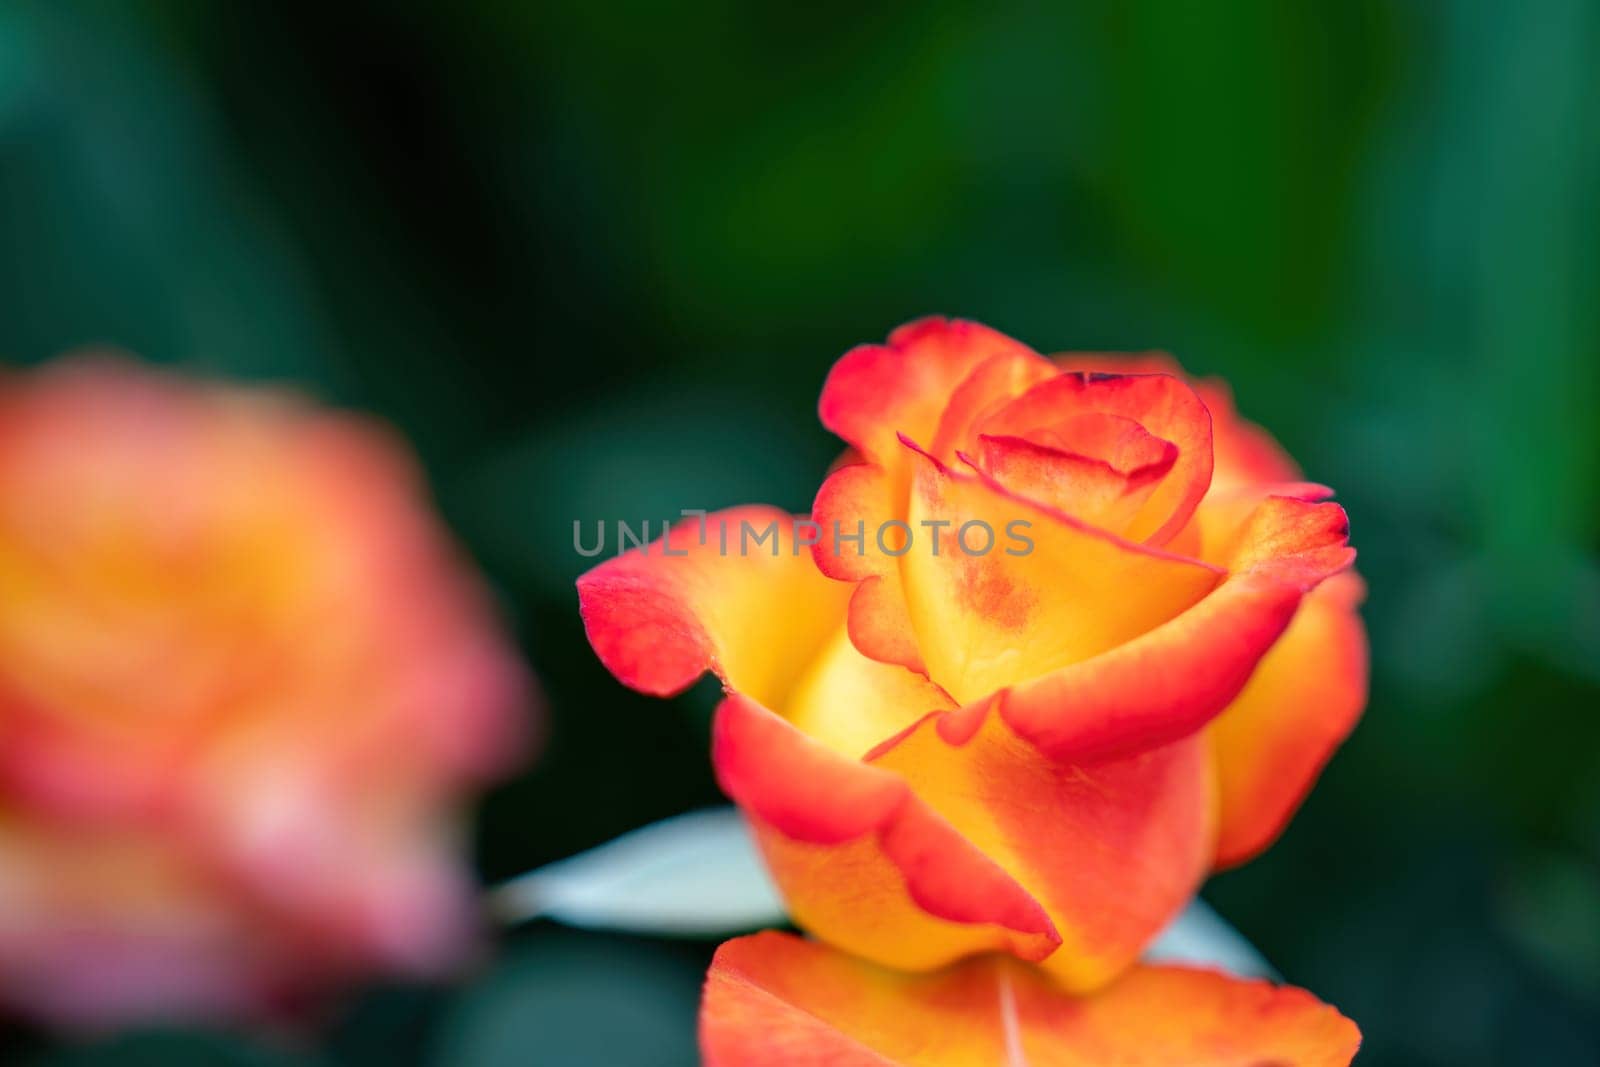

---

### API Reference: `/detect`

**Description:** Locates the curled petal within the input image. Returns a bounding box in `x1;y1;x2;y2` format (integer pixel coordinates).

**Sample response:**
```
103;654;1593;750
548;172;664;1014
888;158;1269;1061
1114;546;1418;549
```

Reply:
713;694;1060;971
1174;480;1331;566
576;507;850;707
997;573;1303;766
869;699;1215;992
982;371;1213;545
843;573;925;674
1220;494;1355;588
812;463;897;585
819;318;1048;468
701;932;1362;1067
1211;571;1368;867
900;442;1221;705
973;429;1175;537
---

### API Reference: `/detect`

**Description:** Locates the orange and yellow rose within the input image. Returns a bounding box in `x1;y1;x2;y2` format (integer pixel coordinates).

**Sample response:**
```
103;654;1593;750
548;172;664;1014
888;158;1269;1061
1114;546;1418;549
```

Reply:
579;318;1365;992
0;358;532;1026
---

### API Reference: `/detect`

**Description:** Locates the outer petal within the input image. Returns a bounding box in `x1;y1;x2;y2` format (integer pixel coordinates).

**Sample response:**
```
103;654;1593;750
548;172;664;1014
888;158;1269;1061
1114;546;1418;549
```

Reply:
1208;492;1354;587
900;443;1222;705
1210;570;1369;867
812;462;925;672
712;694;1060;971
579;503;956;759
819;318;1047;467
576;507;850;707
701;932;1362;1067
869;698;1215;992
994;490;1356;765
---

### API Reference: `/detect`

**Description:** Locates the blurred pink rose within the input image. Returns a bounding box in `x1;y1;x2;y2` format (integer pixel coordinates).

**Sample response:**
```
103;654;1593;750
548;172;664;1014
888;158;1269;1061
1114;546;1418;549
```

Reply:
0;357;534;1028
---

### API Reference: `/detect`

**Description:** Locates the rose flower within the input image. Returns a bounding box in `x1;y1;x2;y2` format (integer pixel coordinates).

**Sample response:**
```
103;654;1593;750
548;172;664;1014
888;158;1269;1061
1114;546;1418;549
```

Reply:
0;359;531;1027
579;318;1364;991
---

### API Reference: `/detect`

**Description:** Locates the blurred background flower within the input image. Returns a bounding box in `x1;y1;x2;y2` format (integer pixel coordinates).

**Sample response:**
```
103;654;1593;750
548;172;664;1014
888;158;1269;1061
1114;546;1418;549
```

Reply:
0;1;1595;1064
0;358;533;1029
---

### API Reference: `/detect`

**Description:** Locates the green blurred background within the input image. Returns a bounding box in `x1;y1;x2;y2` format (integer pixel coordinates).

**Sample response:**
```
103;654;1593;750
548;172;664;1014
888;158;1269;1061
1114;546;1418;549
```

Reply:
3;1;1598;1064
